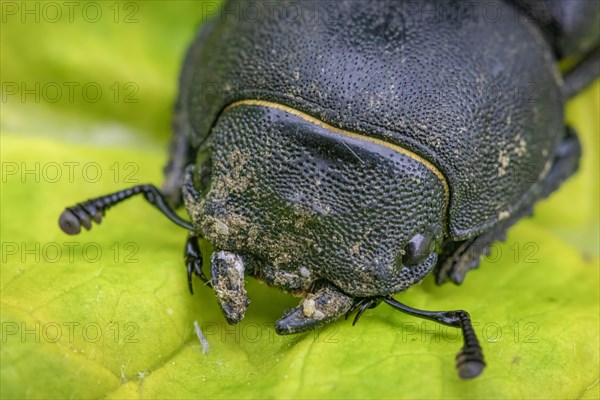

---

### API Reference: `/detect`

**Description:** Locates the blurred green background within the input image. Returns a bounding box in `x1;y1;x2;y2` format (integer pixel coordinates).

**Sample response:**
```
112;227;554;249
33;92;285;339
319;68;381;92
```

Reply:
1;1;598;399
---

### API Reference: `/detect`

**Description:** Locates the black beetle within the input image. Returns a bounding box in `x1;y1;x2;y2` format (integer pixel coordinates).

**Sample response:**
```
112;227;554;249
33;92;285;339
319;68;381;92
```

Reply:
59;0;599;379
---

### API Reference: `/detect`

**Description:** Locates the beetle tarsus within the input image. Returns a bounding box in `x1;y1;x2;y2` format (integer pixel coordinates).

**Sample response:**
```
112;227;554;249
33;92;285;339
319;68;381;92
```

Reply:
185;233;211;294
58;184;194;235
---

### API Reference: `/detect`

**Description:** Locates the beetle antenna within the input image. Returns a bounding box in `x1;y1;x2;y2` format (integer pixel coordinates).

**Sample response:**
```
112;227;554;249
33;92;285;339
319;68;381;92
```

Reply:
382;297;485;379
58;184;194;235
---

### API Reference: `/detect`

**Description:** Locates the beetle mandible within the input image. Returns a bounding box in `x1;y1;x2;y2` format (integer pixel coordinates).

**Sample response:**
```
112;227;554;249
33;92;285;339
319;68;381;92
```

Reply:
58;0;599;379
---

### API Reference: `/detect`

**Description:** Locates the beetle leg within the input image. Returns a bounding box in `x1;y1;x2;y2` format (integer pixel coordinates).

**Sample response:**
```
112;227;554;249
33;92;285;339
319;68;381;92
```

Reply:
210;251;250;325
345;297;382;326
275;283;354;334
162;19;218;207
162;134;194;208
184;233;212;294
562;45;599;100
436;127;582;285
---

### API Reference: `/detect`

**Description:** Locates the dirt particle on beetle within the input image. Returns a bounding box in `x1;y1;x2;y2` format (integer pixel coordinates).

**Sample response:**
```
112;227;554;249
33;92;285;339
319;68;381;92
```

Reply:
302;299;316;317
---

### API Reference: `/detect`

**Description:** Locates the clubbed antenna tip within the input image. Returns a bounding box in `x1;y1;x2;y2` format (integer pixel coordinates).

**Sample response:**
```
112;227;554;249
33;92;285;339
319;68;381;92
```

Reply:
58;184;194;236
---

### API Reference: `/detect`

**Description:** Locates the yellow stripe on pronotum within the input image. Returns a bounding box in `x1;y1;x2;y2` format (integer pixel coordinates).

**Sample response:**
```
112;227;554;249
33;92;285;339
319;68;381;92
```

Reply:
224;99;450;207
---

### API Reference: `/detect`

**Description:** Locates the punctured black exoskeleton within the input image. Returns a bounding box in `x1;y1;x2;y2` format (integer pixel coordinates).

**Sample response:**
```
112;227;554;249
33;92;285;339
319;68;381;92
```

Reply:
59;0;599;379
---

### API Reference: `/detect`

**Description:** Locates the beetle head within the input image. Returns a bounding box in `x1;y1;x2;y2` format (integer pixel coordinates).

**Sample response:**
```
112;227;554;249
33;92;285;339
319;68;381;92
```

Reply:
183;103;447;297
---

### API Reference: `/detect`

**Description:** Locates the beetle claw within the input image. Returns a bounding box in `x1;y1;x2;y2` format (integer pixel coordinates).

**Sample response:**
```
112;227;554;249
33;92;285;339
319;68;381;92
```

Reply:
345;297;382;325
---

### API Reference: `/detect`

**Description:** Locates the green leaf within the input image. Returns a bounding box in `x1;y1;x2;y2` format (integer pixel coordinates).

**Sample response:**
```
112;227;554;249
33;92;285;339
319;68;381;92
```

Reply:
1;2;598;398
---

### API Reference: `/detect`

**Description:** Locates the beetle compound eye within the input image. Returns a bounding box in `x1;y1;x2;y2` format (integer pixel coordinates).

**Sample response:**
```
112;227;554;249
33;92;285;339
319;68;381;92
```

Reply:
401;232;435;266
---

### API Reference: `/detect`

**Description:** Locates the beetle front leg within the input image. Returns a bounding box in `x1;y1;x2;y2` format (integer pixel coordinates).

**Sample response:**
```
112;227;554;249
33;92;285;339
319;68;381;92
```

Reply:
275;282;354;334
184;233;211;294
